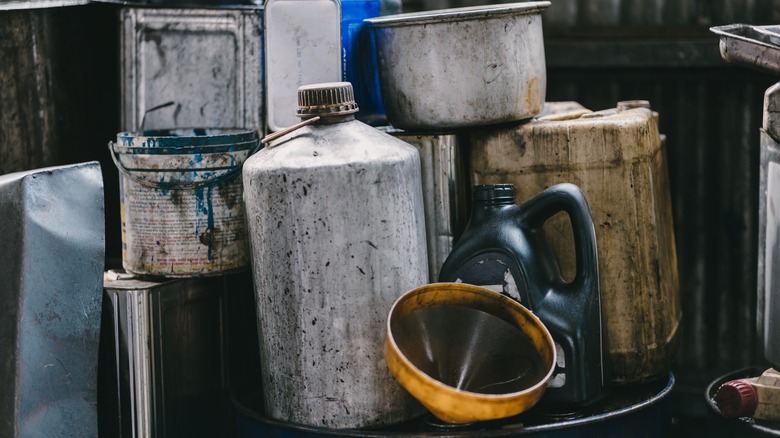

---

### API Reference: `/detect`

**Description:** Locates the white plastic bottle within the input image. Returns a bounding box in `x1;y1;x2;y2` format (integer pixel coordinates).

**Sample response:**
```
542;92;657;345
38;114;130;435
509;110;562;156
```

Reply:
264;0;342;132
242;82;428;428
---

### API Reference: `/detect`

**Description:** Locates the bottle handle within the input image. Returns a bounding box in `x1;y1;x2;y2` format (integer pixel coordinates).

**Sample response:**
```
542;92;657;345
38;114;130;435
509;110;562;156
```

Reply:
516;183;599;292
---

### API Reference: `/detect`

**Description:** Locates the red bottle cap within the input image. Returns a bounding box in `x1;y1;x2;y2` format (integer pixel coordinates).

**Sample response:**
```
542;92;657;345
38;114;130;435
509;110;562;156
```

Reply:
714;379;758;418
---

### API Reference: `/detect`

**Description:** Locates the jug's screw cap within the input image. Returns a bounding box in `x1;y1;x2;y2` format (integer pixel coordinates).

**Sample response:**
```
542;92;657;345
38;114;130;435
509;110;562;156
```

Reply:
714;379;758;418
297;82;359;118
472;184;516;205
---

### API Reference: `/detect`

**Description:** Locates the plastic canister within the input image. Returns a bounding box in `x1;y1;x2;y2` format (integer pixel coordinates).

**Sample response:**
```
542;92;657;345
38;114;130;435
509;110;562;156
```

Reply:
439;183;605;407
265;0;342;132
466;101;681;384
341;0;386;126
242;82;428;428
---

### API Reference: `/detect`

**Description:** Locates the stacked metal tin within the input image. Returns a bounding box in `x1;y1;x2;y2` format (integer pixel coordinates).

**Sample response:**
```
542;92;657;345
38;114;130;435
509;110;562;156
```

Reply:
102;7;265;437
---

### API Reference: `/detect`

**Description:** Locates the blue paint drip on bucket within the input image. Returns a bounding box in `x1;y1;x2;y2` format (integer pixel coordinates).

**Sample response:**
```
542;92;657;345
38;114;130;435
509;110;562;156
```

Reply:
110;128;261;277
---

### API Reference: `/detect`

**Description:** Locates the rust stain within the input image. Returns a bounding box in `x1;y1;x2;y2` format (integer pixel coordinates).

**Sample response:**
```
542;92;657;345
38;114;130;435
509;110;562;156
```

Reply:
526;76;541;114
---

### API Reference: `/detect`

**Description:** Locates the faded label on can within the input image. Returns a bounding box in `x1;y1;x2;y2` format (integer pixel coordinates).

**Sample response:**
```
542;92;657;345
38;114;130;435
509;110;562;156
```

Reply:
121;178;247;276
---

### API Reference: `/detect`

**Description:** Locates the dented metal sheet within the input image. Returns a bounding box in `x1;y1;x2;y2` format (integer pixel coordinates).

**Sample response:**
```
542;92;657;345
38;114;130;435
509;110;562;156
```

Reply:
121;7;264;134
0;162;104;437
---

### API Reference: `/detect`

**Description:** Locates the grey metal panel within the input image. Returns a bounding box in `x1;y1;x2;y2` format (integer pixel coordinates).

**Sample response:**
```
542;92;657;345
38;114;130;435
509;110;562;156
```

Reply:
758;83;780;368
0;162;105;437
121;7;264;134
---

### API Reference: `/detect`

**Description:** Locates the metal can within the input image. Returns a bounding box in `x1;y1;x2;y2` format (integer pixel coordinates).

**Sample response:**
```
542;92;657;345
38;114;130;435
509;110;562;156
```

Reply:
243;83;428;428
758;82;780;368
110;128;259;277
101;270;260;438
121;7;264;134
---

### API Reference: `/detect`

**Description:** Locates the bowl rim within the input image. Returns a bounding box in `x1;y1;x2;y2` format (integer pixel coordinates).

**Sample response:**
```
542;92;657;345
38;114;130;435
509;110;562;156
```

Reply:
366;1;551;27
385;282;557;400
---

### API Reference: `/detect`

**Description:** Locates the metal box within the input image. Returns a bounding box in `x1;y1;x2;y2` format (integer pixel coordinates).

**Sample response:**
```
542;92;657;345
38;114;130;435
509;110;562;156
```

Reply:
121;7;264;133
101;270;261;437
0;162;104;437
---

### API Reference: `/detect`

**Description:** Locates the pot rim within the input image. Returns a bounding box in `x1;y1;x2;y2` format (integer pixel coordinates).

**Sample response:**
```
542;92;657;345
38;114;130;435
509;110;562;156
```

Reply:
366;1;550;27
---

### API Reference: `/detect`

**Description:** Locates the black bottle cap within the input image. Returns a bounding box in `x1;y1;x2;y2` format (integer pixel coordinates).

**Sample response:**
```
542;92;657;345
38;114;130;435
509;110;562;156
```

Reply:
472;184;516;205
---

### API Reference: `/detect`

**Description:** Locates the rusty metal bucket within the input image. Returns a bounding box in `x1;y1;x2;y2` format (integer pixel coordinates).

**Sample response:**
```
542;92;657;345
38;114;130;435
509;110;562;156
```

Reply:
109;128;260;277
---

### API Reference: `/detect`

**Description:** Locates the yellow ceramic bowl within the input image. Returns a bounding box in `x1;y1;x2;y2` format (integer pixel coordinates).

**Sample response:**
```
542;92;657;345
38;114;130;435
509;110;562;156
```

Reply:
384;282;556;424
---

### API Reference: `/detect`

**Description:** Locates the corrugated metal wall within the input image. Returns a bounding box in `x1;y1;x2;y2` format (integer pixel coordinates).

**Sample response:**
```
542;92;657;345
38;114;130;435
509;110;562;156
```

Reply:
545;68;775;376
537;4;779;399
408;0;780;25
0;11;59;174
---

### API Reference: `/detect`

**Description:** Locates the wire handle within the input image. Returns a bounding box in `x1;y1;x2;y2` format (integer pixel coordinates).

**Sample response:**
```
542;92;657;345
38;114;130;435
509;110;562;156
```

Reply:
261;116;321;144
108;139;261;190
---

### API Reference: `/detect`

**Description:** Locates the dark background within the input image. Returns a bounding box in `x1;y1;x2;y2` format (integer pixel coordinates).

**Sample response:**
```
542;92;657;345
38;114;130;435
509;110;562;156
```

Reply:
1;0;778;435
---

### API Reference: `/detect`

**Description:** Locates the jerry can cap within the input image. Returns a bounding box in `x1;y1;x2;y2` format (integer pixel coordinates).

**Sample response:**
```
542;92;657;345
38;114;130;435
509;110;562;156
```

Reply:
714;379;758;418
297;82;359;118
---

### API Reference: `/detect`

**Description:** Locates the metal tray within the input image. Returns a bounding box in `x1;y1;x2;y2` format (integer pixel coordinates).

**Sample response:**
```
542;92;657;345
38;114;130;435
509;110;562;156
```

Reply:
711;24;780;75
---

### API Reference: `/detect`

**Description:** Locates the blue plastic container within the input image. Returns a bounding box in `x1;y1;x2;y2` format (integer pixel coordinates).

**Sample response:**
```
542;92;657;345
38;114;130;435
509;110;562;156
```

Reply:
341;0;386;126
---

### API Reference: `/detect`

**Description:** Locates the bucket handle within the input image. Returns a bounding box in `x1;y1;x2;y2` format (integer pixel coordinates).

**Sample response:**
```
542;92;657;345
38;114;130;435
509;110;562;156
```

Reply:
108;139;261;190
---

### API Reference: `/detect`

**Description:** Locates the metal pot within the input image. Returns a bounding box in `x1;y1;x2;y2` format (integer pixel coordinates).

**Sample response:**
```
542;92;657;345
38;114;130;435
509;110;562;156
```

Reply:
366;2;550;130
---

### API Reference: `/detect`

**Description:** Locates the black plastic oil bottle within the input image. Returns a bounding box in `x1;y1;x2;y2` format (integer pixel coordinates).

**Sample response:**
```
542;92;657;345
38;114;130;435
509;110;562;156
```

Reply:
439;183;606;408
